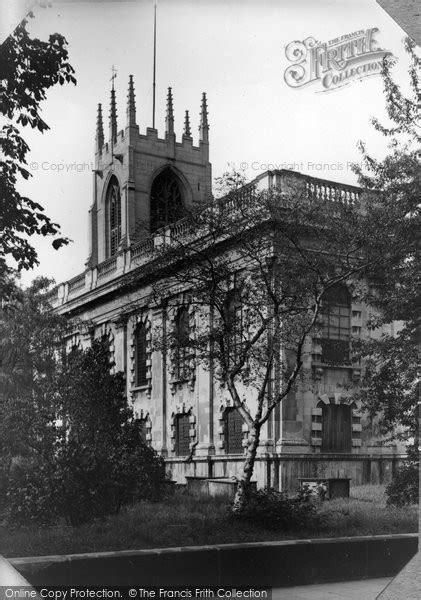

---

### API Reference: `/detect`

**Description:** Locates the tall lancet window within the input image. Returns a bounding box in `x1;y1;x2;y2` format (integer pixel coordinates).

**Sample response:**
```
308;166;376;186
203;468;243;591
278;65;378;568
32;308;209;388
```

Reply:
135;322;148;387
150;168;183;233
106;176;121;257
320;284;351;364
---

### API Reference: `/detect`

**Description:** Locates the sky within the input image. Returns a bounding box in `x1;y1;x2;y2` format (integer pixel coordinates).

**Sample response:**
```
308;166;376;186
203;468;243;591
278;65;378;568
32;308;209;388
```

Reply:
7;0;415;286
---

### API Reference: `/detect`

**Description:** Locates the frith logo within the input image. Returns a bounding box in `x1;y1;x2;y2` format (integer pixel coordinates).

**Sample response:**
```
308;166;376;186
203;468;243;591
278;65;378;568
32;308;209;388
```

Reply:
284;28;394;92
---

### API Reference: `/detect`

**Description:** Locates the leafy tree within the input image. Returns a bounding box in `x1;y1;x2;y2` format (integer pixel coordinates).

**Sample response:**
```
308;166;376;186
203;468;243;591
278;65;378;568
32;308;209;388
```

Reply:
0;281;166;526
352;38;420;504
0;11;76;291
0;276;68;515
146;167;412;513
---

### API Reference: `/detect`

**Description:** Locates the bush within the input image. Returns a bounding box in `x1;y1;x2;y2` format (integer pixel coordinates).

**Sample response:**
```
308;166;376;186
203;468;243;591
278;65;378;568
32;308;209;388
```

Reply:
386;460;419;507
4;340;168;527
232;487;319;531
6;436;167;527
6;460;58;526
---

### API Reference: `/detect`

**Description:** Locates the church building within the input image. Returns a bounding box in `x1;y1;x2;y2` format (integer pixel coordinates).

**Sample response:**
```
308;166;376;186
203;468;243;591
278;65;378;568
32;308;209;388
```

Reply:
48;76;403;491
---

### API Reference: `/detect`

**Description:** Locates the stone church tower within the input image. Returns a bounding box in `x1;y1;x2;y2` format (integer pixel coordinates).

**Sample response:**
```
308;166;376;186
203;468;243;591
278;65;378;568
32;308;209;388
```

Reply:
87;76;212;266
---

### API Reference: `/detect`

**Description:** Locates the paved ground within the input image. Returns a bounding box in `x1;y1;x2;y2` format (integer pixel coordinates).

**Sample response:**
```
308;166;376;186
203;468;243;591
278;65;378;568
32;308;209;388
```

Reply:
272;577;392;599
378;553;421;599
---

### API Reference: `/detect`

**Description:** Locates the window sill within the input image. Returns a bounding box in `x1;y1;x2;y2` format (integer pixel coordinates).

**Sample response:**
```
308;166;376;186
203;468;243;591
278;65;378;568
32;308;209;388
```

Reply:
130;384;149;392
171;378;190;385
312;361;355;369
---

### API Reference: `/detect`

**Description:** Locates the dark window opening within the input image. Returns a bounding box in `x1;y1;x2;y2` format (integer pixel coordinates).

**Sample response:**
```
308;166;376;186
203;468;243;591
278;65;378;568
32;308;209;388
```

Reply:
175;306;190;380
150;169;184;233
224;407;244;454
224;289;242;367
106;176;121;257
135;322;148;386
175;413;191;456
321;403;352;453
100;334;112;363
138;418;148;444
320;284;351;364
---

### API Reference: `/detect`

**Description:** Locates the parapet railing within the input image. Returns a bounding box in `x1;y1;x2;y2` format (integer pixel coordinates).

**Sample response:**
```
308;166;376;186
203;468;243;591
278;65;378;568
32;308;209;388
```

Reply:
304;177;362;205
48;170;364;309
68;272;85;295
97;256;117;279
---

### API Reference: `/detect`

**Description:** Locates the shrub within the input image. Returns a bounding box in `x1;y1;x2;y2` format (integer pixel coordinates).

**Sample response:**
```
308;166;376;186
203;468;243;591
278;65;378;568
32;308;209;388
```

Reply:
6;431;167;527
232;487;319;531
4;340;168;527
386;460;419;507
6;460;58;526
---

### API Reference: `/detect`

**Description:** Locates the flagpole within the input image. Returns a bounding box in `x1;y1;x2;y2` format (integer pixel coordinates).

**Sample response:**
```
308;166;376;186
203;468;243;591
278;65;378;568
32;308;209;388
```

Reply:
152;0;157;129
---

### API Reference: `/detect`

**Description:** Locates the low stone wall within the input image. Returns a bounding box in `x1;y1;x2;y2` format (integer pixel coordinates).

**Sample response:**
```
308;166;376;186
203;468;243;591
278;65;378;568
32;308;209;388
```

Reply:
167;453;402;493
186;477;257;498
10;534;418;587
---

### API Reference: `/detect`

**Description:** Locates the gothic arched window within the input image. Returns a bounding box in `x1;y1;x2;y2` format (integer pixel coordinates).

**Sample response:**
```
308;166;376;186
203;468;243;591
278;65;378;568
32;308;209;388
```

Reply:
106;176;121;257
174;306;189;380
150;168;183;233
135;322;148;386
320;284;351;364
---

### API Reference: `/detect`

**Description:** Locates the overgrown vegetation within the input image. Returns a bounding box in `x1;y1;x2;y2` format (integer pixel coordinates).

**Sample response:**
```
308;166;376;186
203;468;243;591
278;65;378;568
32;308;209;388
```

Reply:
230;487;319;531
386;448;419;507
0;486;416;558
353;38;420;506
0;280;167;527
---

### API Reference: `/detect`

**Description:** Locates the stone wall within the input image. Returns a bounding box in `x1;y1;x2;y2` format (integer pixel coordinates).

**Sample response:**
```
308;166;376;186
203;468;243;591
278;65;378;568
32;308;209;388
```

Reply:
165;453;403;493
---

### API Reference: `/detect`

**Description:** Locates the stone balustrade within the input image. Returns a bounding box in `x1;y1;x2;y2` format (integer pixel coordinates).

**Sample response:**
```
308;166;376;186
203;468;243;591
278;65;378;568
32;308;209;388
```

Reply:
48;170;365;309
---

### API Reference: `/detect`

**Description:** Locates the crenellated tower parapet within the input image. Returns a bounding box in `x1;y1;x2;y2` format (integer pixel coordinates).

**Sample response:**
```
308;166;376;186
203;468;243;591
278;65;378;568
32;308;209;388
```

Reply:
87;76;212;267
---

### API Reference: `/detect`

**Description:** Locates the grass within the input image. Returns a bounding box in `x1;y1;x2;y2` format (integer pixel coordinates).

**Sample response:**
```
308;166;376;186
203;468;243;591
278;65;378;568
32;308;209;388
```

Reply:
350;484;387;503
0;485;417;559
319;484;417;537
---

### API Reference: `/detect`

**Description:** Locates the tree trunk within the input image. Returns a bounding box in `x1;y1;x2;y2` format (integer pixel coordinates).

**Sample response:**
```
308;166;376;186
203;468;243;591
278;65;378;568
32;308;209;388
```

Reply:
232;424;260;514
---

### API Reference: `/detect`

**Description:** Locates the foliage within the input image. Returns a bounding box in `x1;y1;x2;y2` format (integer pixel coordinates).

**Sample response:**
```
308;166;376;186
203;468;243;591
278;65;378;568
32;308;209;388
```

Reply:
0;277;68;461
369;37;421;145
386;459;419;507
0;282;166;527
0;486;416;557
0;11;76;286
355;329;418;441
351;38;420;505
3;339;166;527
231;487;319;531
214;167;248;198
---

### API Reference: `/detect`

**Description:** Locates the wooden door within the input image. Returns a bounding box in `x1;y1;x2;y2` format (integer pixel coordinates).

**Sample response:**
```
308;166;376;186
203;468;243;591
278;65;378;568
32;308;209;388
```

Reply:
321;404;351;453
